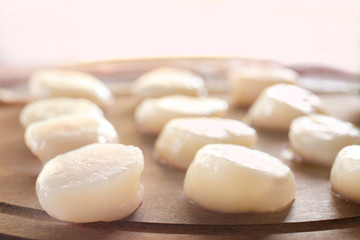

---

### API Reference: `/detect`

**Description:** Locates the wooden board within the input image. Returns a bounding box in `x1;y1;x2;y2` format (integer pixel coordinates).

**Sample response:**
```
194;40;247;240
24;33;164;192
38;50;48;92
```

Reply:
1;58;360;239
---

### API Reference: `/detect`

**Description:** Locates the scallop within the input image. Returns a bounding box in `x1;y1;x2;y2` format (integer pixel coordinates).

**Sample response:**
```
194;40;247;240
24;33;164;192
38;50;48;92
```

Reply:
155;117;257;170
135;95;228;135
25;114;118;163
289;114;360;167
228;64;298;107
330;145;360;203
133;67;207;98
20;97;103;128
29;69;114;107
244;83;324;131
36;143;144;223
184;144;295;213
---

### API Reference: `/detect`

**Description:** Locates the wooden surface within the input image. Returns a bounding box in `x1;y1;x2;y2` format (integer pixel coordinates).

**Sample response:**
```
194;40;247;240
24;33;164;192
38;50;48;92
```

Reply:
0;58;360;239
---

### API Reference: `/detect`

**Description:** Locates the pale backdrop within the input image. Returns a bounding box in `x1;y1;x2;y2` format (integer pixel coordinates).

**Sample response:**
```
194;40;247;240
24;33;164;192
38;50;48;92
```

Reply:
0;0;359;73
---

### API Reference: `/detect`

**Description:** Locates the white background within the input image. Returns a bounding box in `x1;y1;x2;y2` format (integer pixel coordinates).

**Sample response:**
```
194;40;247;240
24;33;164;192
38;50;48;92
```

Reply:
0;0;359;73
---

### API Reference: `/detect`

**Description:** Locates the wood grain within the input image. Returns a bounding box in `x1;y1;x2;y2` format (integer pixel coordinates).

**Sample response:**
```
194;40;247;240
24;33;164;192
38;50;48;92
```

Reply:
0;58;360;239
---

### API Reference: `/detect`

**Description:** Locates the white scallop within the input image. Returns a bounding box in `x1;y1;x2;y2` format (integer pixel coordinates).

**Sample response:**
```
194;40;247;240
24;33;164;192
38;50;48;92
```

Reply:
36;143;144;223
135;95;228;135
25;114;118;163
330;145;360;203
29;69;114;107
133;67;207;98
155;117;257;170
289;114;360;167
20;97;104;128
244;83;324;131
228;64;298;107
184;144;295;213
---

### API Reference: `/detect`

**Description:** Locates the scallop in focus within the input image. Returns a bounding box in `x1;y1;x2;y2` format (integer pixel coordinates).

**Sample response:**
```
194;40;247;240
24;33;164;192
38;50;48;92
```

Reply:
244;83;324;131
133;67;207;99
289;114;360;167
29;69;114;107
184;144;295;213
19;97;103;128
155;117;257;169
36;143;144;223
330;145;360;203
228;64;298;107
25;114;118;163
135;95;228;135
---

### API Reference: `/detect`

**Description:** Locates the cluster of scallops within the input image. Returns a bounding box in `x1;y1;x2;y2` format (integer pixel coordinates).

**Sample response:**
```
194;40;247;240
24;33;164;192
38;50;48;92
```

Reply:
20;65;360;223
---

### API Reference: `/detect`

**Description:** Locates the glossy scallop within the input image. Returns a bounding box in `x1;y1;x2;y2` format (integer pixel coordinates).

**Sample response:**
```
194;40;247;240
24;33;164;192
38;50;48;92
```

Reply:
19;97;103;128
25;114;118;163
184;144;295;213
36;143;144;223
228;64;298;107
29;69;114;107
289;114;360;167
244;83;324;131
135;95;228;135
155;117;257;169
330;145;360;203
133;67;207;98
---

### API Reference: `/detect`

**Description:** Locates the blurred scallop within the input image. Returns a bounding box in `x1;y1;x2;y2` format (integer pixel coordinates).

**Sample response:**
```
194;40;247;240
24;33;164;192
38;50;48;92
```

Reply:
289;114;360;167
155;117;256;169
135;95;228;135
25;114;118;163
29;69;114;107
228;64;298;107
244;83;325;131
20;97;103;128
133;67;207;99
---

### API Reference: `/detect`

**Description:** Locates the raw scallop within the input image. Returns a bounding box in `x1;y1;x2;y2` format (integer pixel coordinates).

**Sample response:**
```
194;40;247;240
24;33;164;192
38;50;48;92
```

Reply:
330;145;360;203
36;143;144;223
20;97;103;128
184;144;295;213
25;114;118;163
155;117;257;169
289;114;360;167
133;67;207;98
244;83;324;131
29;69;114;107
228;64;298;107
135;95;228;135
